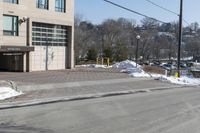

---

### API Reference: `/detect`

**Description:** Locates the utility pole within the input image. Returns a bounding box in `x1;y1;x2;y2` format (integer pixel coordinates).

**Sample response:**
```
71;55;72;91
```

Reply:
177;0;183;78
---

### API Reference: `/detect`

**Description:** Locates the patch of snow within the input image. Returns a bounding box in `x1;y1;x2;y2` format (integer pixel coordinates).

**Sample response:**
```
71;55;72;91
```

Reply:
151;73;200;86
112;60;141;69
158;32;175;38
155;75;200;86
193;62;200;66
0;87;22;100
182;56;193;61
112;60;151;78
112;60;200;86
150;73;163;78
129;71;151;78
80;64;111;68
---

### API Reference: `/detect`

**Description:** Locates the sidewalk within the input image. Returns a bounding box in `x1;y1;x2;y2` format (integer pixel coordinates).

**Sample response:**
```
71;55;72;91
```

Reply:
0;77;183;110
3;77;181;103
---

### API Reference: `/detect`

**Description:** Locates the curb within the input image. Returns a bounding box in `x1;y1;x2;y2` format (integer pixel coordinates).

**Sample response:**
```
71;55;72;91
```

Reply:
0;85;185;110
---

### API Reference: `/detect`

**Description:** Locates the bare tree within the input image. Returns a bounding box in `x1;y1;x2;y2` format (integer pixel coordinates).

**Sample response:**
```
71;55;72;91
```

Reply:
74;15;200;64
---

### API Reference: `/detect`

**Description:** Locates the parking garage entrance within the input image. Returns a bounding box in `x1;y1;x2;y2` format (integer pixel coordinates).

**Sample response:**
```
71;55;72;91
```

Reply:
0;53;23;72
0;46;34;72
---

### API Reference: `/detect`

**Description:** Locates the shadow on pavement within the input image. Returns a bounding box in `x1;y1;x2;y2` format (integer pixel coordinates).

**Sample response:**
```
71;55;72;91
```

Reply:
0;123;54;133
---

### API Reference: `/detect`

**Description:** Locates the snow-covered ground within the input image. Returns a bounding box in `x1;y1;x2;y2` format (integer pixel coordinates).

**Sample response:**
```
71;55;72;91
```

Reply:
0;87;22;100
80;64;112;68
155;75;200;86
112;60;200;86
80;60;200;86
112;60;151;78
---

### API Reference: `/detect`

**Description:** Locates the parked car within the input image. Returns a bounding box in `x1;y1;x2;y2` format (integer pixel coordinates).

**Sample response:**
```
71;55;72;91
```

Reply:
186;62;194;67
161;63;176;70
180;63;188;69
150;61;161;67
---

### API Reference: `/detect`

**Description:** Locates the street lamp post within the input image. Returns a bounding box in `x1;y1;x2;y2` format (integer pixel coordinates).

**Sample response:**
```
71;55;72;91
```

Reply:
136;35;140;68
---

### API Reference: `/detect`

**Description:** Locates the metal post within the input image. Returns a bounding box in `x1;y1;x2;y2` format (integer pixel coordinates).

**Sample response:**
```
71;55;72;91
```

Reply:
45;34;48;71
136;39;139;68
46;45;48;71
26;18;30;72
136;35;140;68
101;28;104;58
177;0;183;78
26;18;30;46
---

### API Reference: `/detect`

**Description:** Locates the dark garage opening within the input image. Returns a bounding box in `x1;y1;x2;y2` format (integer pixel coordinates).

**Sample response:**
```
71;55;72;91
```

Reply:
0;53;24;72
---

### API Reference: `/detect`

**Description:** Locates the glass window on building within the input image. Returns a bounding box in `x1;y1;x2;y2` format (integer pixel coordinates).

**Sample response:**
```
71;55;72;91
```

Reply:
32;22;68;46
36;0;48;10
3;0;18;4
55;0;65;12
3;15;18;36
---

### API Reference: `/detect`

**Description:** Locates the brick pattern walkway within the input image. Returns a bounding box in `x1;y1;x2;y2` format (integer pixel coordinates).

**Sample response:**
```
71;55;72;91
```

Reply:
0;67;130;85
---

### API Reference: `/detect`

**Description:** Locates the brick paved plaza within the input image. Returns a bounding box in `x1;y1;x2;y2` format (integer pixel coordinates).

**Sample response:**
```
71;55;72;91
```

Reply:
0;67;130;85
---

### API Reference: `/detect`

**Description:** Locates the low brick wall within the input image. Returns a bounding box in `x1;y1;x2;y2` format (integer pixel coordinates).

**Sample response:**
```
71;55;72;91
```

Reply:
143;66;165;75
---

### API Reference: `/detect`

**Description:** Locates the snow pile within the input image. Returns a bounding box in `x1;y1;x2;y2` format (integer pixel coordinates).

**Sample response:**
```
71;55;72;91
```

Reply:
124;68;151;78
80;64;111;68
112;60;151;78
151;73;200;86
194;62;200;66
112;60;200;85
112;60;139;69
0;87;22;100
155;76;200;86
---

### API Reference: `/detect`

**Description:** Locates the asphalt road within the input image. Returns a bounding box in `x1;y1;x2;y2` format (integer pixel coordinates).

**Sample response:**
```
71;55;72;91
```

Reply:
0;86;200;133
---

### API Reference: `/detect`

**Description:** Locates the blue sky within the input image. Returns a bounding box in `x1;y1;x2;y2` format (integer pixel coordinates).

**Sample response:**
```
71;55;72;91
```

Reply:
75;0;200;26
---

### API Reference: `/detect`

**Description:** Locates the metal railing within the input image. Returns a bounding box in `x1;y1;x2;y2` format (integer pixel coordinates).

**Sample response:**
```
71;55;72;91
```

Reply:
0;80;18;91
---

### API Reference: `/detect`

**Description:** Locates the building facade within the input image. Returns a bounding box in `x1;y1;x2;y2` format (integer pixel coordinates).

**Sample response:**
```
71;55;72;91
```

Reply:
0;0;74;72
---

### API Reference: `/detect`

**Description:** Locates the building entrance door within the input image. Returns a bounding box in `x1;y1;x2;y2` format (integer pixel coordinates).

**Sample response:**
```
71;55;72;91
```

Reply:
12;55;23;72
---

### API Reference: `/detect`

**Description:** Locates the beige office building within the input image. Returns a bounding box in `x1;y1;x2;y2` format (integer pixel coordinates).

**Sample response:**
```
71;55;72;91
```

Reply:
0;0;74;72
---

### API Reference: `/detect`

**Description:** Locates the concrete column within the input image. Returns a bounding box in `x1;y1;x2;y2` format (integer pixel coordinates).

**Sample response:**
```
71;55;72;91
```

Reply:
27;18;33;72
50;0;55;12
67;26;74;69
23;53;26;72
0;4;3;46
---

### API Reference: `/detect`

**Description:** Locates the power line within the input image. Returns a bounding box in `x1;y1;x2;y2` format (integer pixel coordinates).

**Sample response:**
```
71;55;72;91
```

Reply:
103;0;168;24
183;19;190;26
144;0;190;26
145;0;178;16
